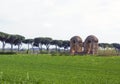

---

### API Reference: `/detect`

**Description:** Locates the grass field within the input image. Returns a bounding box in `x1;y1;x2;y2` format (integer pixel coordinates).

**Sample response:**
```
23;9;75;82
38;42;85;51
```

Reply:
0;54;120;84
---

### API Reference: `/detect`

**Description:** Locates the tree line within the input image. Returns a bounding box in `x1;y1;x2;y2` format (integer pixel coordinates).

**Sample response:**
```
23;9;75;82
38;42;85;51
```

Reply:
0;32;70;53
0;31;120;53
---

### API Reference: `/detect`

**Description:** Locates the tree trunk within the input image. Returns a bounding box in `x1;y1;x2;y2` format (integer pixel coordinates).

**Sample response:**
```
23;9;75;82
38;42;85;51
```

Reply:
28;44;30;50
31;44;34;53
46;45;50;52
18;44;20;52
64;48;65;52
55;45;58;52
2;41;5;52
11;44;13;52
40;44;42;51
27;44;30;54
38;44;42;53
38;46;41;53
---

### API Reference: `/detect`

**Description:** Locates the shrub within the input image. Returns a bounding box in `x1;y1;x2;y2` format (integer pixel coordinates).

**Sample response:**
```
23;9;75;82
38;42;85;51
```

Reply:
0;52;16;55
97;49;120;56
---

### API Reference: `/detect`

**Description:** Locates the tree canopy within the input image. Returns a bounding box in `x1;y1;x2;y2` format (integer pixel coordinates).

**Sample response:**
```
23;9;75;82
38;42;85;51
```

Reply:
0;31;120;54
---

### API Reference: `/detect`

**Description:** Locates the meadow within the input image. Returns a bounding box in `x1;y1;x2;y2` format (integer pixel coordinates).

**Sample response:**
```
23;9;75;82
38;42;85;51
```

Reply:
0;54;120;84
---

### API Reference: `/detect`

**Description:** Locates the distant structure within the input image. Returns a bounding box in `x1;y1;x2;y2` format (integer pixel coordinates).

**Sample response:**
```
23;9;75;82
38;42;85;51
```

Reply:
70;36;83;55
70;35;99;55
83;35;99;55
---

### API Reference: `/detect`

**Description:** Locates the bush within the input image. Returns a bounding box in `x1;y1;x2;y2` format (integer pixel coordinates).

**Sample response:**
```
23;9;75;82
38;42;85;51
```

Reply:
97;50;120;56
50;51;70;56
0;52;17;55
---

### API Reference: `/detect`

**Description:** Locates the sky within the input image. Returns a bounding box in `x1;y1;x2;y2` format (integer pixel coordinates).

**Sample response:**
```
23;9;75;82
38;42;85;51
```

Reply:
0;0;120;43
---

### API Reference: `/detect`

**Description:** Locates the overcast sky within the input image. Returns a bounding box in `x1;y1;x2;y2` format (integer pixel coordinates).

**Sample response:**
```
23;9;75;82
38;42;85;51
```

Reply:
0;0;120;43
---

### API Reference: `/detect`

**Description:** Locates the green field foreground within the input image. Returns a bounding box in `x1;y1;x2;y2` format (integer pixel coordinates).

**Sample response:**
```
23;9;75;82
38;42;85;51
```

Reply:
0;54;120;84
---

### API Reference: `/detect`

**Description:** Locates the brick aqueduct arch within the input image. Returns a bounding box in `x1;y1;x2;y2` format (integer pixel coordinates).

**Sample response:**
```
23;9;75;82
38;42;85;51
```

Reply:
70;35;99;55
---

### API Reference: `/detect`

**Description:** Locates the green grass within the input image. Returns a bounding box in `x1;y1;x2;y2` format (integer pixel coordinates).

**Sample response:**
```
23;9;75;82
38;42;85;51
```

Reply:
0;54;120;84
